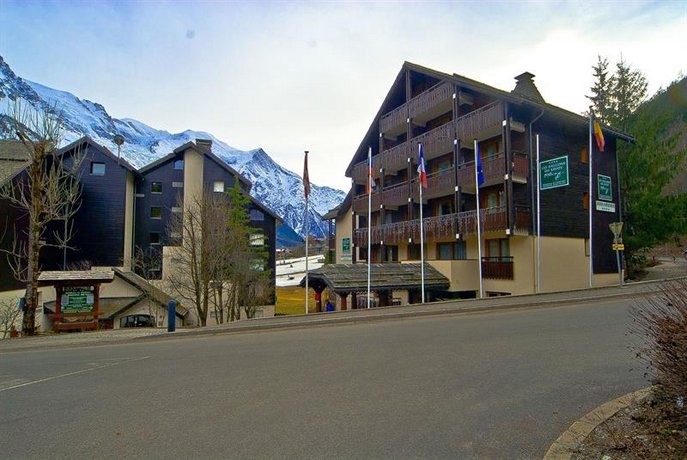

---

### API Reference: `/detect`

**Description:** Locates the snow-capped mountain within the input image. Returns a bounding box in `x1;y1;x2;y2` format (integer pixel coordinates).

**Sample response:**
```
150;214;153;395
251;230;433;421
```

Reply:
0;56;345;244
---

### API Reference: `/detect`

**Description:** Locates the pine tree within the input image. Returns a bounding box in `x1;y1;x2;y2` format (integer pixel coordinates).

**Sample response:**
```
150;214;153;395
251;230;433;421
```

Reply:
588;55;613;122
608;56;648;131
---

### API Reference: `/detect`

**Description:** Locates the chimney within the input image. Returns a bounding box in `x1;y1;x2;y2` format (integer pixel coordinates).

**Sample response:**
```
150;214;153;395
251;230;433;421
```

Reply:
512;72;545;103
195;138;213;152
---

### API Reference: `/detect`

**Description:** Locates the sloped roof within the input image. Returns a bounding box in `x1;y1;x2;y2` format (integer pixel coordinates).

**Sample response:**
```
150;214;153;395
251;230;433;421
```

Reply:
139;140;252;190
322;189;352;220
345;61;634;175
56;136;139;175
38;270;115;284
300;263;449;293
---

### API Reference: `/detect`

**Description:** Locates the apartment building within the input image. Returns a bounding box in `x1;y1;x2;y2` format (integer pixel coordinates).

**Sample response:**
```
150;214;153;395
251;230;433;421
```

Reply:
332;62;630;299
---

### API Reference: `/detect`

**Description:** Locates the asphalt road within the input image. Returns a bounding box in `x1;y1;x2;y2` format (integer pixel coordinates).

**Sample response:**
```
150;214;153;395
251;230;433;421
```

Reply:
0;299;647;459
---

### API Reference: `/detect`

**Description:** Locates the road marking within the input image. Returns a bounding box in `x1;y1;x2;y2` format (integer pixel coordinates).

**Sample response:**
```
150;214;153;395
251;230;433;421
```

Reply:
0;356;150;393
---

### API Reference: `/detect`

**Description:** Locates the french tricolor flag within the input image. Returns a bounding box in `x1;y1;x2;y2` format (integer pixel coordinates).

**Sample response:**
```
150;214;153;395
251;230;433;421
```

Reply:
417;143;427;189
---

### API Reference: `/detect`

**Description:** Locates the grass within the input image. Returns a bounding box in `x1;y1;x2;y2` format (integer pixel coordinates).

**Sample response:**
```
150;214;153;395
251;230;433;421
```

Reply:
275;286;319;315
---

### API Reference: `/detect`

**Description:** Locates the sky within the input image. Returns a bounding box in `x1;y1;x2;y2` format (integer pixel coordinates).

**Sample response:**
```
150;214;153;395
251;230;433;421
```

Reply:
0;0;685;191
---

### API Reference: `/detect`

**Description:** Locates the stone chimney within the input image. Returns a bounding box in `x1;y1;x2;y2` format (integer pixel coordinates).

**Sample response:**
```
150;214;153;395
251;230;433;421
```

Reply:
512;72;545;103
195;138;213;152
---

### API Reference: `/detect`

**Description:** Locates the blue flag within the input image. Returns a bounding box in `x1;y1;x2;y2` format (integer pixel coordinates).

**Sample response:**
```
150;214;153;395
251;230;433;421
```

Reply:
476;152;485;186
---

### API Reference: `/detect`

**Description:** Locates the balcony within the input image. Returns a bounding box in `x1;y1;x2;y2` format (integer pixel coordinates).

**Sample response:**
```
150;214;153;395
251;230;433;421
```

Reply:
411;122;454;163
382;142;409;173
455;151;530;191
411;167;455;201
382;182;409;208
409;81;454;124
482;256;514;280
380;104;408;138
455;101;504;142
351;190;381;213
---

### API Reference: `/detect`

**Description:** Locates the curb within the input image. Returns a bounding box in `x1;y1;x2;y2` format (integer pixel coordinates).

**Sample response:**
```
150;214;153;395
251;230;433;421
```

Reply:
543;386;653;460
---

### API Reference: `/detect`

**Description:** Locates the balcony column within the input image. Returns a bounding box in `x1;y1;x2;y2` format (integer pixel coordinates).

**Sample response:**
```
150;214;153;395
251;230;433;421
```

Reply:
351;209;357;263
502;103;514;234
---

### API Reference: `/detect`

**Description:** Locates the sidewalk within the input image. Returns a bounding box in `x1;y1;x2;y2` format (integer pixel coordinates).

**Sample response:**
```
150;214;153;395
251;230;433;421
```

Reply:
3;275;682;353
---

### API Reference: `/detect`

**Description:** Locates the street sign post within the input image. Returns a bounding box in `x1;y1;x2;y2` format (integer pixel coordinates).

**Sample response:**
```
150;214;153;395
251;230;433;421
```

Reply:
609;222;624;287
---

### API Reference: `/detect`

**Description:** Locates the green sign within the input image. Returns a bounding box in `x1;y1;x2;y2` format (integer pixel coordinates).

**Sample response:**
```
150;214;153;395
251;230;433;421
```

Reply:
61;286;94;314
342;237;350;253
539;156;569;190
597;174;612;201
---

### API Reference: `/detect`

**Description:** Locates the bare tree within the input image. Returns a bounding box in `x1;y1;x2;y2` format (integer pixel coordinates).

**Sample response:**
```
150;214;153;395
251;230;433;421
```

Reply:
0;296;20;339
165;183;271;326
0;101;83;335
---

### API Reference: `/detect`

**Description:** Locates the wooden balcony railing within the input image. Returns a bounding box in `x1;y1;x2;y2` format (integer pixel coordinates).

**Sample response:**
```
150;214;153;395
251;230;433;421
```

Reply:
352;161;367;185
482;256;514;280
514;206;532;234
412;122;454;163
380;104;408;135
352;206;531;247
351;191;381;213
382;182;409;208
513;151;530;179
455;101;503;142
412;167;455;200
409;81;454;119
381;142;409;172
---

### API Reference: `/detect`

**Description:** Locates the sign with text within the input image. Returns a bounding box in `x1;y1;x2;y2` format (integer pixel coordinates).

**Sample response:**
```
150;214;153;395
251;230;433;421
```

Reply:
341;237;352;262
597;174;612;201
60;286;95;314
539;156;569;190
596;200;616;213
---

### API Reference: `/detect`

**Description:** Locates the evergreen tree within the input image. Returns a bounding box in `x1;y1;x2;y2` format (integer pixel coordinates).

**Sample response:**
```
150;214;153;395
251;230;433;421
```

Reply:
588;55;613;122
609;57;648;131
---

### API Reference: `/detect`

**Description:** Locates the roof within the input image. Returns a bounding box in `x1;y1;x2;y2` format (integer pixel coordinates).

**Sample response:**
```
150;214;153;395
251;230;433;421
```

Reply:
345;61;634;175
56;136;139;175
0;140;29;185
38;270;115;285
299;263;450;293
321;189;352;221
139;139;252;190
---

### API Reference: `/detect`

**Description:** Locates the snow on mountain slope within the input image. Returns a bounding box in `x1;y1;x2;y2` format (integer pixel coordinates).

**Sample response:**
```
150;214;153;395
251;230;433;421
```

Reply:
0;55;345;242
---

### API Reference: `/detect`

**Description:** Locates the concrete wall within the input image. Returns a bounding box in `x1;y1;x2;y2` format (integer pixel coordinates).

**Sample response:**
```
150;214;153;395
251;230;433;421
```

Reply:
122;171;135;270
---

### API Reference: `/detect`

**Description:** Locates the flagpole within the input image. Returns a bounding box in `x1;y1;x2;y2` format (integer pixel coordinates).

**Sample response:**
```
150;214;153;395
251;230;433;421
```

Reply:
367;146;372;309
474;139;484;299
588;109;594;288
536;134;541;293
304;150;310;315
419;144;425;304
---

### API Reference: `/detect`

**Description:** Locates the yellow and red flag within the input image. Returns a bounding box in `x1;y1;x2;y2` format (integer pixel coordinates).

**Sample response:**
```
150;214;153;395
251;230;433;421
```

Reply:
593;119;605;152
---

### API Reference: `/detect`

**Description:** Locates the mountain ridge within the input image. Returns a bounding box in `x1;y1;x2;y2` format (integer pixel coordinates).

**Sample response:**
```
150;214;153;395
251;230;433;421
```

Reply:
0;55;345;245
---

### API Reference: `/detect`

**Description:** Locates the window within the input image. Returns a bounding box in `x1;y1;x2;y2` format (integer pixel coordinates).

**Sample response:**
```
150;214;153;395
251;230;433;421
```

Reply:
249;233;265;247
151;207;162;219
150;232;161;245
90;162;106;176
151;182;162;194
250;209;265;221
581;147;588;164
583;192;589;210
120;314;154;328
437;241;467;260
486;238;510;261
174;159;184;170
213;181;225;193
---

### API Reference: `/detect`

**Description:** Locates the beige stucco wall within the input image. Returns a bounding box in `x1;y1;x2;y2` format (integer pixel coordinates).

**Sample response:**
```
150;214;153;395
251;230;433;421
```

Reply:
122;171;135;271
480;235;535;296
428;259;480;292
335;209;353;264
392;289;409;306
539;236;590;293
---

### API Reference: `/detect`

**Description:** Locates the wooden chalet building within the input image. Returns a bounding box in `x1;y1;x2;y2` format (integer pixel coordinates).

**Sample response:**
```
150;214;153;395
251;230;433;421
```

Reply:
330;62;631;299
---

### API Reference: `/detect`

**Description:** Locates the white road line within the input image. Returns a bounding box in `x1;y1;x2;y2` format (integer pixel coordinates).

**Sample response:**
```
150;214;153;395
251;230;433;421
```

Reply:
0;356;151;392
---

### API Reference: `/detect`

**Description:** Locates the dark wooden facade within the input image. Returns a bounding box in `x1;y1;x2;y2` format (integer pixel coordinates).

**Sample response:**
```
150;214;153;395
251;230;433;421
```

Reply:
0;138;136;291
346;62;631;276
